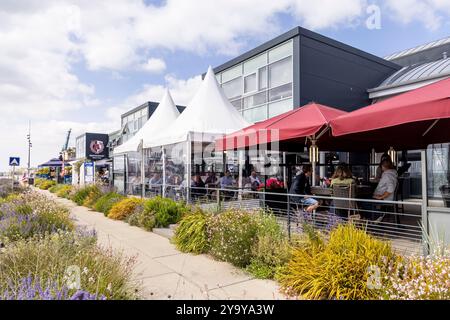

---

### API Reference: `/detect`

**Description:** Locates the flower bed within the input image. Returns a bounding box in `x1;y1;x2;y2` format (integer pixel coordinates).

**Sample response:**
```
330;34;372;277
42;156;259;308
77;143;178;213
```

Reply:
0;189;140;300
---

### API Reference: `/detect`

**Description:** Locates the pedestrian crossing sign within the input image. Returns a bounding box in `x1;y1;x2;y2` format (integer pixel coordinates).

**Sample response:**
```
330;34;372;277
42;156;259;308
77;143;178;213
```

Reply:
9;157;20;166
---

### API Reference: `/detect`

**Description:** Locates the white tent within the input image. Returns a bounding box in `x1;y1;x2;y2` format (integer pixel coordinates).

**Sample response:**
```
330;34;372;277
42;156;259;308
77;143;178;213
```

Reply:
144;66;250;148
114;89;180;154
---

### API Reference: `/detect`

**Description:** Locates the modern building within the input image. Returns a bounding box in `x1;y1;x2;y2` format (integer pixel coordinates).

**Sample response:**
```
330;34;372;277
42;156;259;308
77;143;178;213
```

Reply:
212;26;401;123
120;101;185;143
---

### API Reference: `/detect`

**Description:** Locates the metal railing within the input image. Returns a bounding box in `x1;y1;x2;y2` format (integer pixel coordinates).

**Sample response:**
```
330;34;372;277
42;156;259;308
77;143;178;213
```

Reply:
127;182;424;255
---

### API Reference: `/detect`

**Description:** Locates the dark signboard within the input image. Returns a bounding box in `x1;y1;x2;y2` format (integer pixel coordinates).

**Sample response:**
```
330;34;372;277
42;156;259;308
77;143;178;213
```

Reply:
85;133;109;161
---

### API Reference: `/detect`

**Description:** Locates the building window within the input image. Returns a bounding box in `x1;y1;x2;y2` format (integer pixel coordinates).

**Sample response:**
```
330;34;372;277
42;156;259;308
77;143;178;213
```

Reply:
243;53;266;74
230;98;242;110
244;73;257;94
243;105;267;123
268;40;293;63
222;64;242;83
268;56;292;89
268;98;293;118
269;83;292;102
222;77;243;99
243;91;267;109
259;66;267;90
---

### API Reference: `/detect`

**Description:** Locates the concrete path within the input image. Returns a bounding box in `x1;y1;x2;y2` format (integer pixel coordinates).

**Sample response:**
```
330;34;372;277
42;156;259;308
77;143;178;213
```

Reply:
40;190;286;300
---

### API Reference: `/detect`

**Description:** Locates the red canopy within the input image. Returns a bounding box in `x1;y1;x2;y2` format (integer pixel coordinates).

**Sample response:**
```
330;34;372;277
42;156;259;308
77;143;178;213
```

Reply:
217;102;347;151
331;77;450;150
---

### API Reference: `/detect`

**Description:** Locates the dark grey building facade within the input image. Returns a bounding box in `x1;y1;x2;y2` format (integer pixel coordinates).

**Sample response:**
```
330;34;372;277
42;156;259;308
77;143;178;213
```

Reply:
213;26;401;123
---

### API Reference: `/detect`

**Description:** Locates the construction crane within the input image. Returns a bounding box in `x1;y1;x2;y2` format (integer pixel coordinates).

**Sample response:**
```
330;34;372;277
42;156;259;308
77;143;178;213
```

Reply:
62;129;72;152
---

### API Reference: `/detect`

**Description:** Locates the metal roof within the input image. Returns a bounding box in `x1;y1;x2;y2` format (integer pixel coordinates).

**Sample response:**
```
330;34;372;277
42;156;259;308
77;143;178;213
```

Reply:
370;57;450;91
385;36;450;61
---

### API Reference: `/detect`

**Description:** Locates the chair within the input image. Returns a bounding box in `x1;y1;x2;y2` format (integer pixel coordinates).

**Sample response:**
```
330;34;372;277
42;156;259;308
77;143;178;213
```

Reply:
332;184;359;219
440;185;450;208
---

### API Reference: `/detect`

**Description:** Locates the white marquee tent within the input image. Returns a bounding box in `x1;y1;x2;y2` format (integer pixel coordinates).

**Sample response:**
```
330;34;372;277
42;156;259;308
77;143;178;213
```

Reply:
114;89;180;154
144;66;250;149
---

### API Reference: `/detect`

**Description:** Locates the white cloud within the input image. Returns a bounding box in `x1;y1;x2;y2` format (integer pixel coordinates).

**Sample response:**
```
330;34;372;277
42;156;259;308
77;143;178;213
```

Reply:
289;0;367;29
106;74;203;127
384;0;450;30
141;58;167;74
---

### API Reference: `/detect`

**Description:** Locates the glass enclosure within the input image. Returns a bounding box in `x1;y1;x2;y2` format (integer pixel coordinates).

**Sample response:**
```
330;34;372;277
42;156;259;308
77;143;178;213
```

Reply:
427;143;450;206
126;152;141;196
113;155;126;194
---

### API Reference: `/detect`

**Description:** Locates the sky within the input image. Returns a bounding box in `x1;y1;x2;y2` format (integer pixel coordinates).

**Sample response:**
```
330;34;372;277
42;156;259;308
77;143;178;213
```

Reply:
1;0;450;172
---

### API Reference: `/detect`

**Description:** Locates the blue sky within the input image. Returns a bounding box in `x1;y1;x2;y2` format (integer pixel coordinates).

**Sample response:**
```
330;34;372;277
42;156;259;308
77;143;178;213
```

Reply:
0;0;449;171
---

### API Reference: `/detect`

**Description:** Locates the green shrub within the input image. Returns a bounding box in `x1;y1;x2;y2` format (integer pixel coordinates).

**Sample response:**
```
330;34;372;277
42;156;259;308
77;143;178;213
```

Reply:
173;208;210;254
0;230;140;300
126;203;156;231
37;179;56;190
82;185;104;208
0;192;74;243
208;209;260;268
94;192;125;216
71;185;98;206
56;185;73;199
108;197;145;221
276;223;396;300
48;184;64;194
143;196;188;228
247;213;291;279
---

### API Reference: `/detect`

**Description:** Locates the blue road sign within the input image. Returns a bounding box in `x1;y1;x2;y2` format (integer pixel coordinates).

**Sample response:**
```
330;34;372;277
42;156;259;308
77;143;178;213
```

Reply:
9;157;20;166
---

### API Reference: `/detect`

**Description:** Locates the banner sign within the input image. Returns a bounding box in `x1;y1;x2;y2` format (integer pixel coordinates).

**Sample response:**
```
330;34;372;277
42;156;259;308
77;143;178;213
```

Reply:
85;133;109;161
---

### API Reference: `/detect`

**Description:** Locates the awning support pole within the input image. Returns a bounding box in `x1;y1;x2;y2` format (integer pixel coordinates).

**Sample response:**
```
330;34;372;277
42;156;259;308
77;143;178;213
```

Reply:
422;119;439;137
186;133;191;204
421;149;429;255
238;150;244;201
162;147;166;198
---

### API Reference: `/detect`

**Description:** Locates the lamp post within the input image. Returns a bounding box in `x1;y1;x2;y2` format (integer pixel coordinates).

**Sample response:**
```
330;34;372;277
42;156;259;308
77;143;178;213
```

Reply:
26;121;32;181
309;140;319;186
388;147;397;166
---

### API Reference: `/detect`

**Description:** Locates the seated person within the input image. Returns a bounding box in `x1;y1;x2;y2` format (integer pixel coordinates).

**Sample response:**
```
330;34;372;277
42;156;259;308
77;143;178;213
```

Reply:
205;171;218;185
219;171;235;188
330;163;354;187
191;174;206;197
289;165;319;213
249;170;261;191
362;160;398;220
373;160;398;201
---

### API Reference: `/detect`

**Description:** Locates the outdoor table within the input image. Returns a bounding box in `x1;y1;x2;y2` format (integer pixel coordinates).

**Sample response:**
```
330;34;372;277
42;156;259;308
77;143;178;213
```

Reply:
310;187;332;196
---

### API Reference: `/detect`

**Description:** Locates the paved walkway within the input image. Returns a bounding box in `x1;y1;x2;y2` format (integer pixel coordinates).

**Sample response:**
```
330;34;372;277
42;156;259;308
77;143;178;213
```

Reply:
41;190;286;300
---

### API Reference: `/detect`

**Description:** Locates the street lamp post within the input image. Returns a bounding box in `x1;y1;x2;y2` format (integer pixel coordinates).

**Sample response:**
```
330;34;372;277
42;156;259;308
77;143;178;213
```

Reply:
26;121;32;181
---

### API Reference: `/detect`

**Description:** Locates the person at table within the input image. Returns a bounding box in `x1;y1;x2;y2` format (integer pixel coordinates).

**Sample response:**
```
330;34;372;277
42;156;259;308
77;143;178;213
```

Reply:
289;165;319;212
330;163;354;187
375;153;392;182
373;160;398;201
219;170;235;188
191;174;206;198
249;170;261;191
148;173;162;189
205;171;218;185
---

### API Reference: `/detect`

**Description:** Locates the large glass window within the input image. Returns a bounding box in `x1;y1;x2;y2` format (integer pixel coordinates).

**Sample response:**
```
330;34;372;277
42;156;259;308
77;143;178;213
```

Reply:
269;83;292;102
268;40;293;63
230;98;242;110
268;98;293;118
268;56;292;88
222;77;242;99
222;64;242;83
243;91;267;108
243;54;266;74
259;66;267;90
243;105;267;123
244;73;257;93
427;143;450;201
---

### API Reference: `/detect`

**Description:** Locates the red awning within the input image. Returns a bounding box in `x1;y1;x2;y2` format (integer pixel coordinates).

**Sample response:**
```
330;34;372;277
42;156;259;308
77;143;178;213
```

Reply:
331;77;450;150
217;102;347;151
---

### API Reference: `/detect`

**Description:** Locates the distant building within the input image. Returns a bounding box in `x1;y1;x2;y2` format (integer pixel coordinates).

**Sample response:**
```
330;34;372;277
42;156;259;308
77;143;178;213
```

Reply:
120;101;185;143
369;36;450;101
